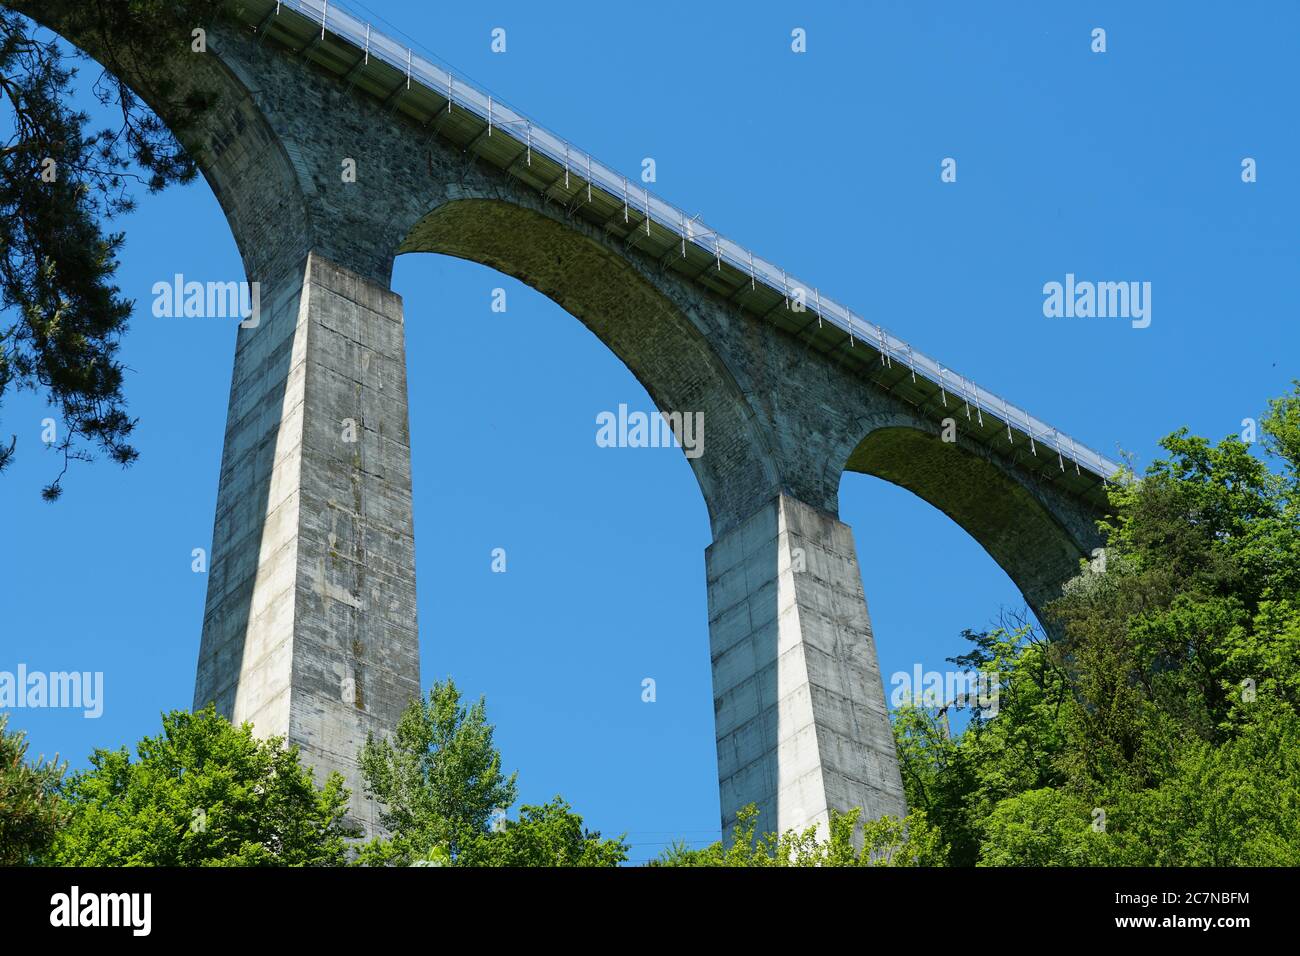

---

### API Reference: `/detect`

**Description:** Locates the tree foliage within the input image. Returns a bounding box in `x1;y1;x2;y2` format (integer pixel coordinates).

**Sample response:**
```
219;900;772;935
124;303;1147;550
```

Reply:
653;804;947;867
49;705;356;866
458;798;628;867
357;679;626;867
896;383;1300;865
358;678;518;864
0;712;66;865
0;0;220;497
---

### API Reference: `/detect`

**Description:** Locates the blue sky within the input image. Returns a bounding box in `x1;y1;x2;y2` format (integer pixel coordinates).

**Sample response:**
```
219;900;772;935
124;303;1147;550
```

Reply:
3;1;1297;863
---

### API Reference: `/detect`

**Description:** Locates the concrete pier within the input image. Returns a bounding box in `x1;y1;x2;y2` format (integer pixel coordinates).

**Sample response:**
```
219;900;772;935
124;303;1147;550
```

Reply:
708;495;905;839
194;253;420;834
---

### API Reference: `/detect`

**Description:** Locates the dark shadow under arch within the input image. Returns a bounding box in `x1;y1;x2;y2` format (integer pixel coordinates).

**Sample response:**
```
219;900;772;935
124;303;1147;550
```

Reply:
845;425;1099;621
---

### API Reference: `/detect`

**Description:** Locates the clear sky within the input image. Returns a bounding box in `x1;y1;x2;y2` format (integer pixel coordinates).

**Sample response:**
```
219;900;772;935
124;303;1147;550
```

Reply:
3;1;1297;864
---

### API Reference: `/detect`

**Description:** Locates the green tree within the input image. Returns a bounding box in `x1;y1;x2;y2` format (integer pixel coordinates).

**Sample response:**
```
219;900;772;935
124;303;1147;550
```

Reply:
358;679;517;865
0;713;66;864
653;804;946;867
1093;700;1300;866
894;383;1300;866
358;679;626;866
976;788;1104;866
1;0;220;497
51;705;356;866
459;798;627;867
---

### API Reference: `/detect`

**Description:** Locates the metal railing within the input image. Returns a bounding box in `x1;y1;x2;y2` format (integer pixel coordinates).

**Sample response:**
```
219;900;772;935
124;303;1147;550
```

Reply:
268;0;1121;482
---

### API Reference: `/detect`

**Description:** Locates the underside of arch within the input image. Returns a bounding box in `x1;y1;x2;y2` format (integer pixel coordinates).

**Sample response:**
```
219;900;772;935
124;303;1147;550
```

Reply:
9;0;313;284
399;196;780;535
845;425;1095;619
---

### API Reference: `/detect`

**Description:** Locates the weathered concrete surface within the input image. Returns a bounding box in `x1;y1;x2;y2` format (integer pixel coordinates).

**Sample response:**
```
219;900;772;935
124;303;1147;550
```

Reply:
15;0;1110;842
193;252;420;835
709;494;905;839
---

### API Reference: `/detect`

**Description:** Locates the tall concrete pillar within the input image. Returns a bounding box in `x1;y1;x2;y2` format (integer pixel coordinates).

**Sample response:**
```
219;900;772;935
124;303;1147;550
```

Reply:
194;252;420;836
707;493;905;841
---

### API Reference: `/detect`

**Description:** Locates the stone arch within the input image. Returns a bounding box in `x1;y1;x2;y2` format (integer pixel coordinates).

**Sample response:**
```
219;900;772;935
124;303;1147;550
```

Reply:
9;0;314;284
398;196;782;536
842;421;1104;621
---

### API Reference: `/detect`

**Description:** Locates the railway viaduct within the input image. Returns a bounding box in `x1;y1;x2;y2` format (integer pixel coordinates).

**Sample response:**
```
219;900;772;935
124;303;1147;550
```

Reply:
12;0;1114;840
